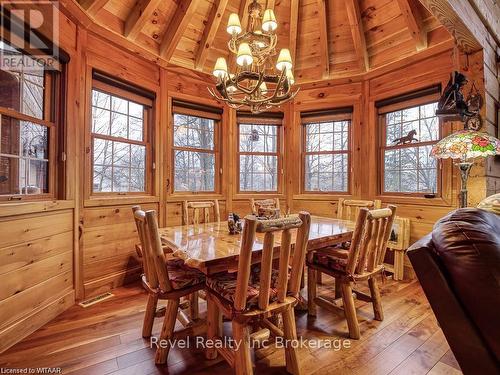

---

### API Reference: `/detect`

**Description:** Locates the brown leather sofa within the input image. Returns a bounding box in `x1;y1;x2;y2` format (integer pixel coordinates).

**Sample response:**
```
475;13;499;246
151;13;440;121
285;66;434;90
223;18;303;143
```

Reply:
408;208;500;375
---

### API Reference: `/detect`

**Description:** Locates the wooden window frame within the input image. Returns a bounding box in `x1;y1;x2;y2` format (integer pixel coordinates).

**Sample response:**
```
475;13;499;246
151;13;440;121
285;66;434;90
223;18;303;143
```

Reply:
88;80;154;198
0;61;61;202
237;119;283;194
170;106;221;195
378;94;443;198
301;112;352;195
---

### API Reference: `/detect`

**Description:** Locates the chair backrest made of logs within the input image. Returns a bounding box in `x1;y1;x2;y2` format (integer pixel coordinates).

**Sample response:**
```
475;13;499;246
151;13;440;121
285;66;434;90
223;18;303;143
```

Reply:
182;200;220;225
250;198;280;215
346;205;397;276
133;207;173;293
337;198;382;222
233;212;311;312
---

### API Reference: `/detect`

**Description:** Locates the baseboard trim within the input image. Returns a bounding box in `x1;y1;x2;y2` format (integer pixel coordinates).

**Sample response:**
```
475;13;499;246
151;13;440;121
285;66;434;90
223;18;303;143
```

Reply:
83;266;142;299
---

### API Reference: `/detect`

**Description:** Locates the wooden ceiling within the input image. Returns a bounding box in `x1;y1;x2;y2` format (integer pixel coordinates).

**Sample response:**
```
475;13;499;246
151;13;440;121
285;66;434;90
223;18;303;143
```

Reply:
76;0;452;82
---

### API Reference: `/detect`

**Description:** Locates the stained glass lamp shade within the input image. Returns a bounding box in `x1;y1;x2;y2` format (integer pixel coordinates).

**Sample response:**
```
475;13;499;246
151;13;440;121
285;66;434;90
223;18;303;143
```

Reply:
431;130;500;207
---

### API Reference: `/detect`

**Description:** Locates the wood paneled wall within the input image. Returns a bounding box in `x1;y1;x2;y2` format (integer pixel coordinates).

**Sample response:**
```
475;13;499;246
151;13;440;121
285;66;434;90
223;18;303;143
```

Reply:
420;0;500;199
0;8;79;354
82;203;157;297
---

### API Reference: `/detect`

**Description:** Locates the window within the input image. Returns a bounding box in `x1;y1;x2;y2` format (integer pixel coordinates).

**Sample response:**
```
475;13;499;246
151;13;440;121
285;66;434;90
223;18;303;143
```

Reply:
302;109;352;193
238;114;282;192
378;89;441;195
0;40;60;200
90;78;153;195
172;101;221;192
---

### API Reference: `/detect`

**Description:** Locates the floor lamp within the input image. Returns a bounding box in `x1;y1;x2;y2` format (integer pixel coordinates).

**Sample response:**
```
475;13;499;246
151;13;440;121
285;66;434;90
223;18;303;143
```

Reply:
431;130;500;208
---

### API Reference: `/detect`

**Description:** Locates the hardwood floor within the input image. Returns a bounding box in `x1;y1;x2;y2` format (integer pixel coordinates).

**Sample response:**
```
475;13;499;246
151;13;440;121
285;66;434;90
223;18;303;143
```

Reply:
0;278;462;375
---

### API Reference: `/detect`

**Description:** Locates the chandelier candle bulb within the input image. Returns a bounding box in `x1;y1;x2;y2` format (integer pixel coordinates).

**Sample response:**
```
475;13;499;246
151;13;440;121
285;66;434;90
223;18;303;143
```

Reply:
227;13;242;35
276;49;293;71
208;0;298;113
262;9;277;32
213;57;228;78
236;42;253;66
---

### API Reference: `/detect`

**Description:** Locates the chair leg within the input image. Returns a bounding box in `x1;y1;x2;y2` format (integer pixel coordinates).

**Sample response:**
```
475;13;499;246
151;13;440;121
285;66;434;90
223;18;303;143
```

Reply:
368;277;384;321
341;281;360;339
189;291;199;320
282;307;301;375
300;265;305;289
142;293;158;338
206;294;222;360
334;277;342;299
307;267;317;316
155;298;179;365
232;320;253;375
394;251;404;281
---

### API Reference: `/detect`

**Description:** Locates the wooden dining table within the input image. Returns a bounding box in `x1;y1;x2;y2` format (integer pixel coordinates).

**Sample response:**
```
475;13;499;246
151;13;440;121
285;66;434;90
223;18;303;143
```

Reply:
159;215;354;275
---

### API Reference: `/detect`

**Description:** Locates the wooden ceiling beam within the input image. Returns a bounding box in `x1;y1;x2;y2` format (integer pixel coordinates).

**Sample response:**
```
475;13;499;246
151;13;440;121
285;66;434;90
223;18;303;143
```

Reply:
417;0;484;53
159;0;200;62
266;0;276;9
396;0;427;50
316;0;330;78
195;0;229;71
124;0;162;40
345;0;369;72
79;0;109;16
239;0;252;33
289;0;299;64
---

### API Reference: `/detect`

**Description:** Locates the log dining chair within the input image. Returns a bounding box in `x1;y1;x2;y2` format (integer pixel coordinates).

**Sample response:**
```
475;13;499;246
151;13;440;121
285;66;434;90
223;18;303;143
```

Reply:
337;198;382;221
182;199;220;225
316;198;382;284
250;198;280;216
132;207;206;364
133;205;200;322
307;205;396;339
205;212;311;375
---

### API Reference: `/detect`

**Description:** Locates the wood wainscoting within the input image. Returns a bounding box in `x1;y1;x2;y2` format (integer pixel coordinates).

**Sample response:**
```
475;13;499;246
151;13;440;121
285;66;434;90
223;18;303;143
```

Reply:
82;203;159;298
0;204;75;353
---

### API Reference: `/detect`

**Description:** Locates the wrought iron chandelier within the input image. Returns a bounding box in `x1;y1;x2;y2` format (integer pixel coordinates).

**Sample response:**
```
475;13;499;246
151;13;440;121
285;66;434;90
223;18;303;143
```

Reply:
208;0;298;113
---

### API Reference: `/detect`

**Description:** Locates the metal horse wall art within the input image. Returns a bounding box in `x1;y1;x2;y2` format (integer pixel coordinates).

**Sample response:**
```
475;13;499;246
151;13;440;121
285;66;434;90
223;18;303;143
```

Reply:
393;129;419;145
436;71;483;130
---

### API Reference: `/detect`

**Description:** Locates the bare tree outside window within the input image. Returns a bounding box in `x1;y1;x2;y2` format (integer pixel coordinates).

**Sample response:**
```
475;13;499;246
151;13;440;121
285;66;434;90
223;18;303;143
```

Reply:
382;102;439;194
238;123;279;192
91;89;147;193
0;40;52;198
0;41;45;120
304;120;350;192
173;113;216;192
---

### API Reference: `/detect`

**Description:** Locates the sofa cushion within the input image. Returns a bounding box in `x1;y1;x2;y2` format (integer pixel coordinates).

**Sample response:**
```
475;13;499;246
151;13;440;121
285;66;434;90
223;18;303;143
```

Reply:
477;193;500;214
431;208;500;360
309;249;349;274
166;258;205;289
